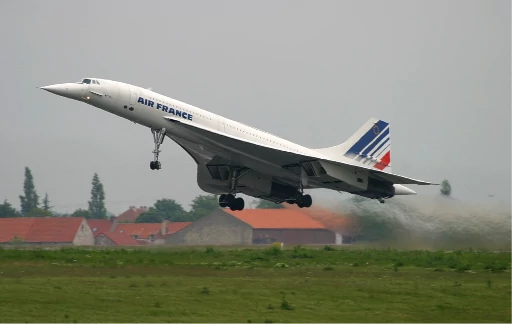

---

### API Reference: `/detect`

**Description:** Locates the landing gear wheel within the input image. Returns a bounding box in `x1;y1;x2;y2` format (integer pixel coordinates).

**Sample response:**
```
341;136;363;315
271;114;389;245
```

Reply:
149;161;161;170
302;194;312;208
150;128;166;171
229;197;244;211
296;195;305;208
294;193;312;208
219;194;228;208
219;193;237;208
235;197;244;211
378;198;385;204
221;194;244;211
225;193;235;206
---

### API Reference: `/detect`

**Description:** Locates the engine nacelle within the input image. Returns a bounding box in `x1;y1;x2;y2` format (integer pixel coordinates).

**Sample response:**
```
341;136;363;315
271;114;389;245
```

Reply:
268;181;298;201
358;177;395;199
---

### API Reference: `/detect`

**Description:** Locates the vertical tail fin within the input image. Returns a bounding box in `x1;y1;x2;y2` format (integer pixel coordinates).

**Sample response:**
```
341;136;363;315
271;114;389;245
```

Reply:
314;117;392;172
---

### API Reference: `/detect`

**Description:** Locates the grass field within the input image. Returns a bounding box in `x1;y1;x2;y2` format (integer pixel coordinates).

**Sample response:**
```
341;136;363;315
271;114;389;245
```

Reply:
0;245;510;323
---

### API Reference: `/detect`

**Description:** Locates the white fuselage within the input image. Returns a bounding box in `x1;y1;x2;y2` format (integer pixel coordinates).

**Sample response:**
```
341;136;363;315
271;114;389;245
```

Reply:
40;77;418;198
95;79;320;158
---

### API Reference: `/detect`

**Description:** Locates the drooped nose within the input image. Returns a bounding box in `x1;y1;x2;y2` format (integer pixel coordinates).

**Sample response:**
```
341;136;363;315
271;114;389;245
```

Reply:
40;82;86;101
40;84;68;96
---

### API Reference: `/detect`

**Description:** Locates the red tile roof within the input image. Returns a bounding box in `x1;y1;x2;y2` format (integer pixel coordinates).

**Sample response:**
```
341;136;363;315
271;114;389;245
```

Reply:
116;206;149;223
99;232;141;246
87;219;112;237
114;223;161;239
224;209;327;229
0;217;85;243
168;222;192;234
283;204;359;235
114;222;192;239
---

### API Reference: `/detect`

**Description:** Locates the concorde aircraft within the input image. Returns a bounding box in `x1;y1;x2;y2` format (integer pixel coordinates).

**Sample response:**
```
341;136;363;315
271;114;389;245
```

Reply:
40;78;437;211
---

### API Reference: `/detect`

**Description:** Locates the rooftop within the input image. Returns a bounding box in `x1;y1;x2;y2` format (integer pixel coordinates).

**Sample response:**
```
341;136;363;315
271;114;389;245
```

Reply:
224;208;327;229
116;206;149;223
0;217;85;243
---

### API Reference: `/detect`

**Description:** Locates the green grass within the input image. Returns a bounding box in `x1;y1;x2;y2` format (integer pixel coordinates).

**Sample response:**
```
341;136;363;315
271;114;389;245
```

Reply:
0;246;510;322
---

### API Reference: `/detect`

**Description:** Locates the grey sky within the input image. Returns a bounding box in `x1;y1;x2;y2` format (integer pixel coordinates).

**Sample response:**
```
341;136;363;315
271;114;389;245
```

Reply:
0;0;510;214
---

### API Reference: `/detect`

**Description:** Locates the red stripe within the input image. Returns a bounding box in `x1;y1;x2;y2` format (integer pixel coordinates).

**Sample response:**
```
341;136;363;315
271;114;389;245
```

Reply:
374;151;391;170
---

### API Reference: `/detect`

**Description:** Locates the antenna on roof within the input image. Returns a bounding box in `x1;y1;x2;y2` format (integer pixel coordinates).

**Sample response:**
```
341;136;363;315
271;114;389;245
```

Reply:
147;87;152;91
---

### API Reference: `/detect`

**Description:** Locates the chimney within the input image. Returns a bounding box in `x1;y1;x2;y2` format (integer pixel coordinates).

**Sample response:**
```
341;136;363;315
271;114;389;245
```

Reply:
161;219;168;235
109;215;118;232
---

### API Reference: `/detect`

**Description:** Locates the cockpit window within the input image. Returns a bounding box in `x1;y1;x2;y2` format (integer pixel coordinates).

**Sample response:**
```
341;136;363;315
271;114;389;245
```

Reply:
77;78;100;85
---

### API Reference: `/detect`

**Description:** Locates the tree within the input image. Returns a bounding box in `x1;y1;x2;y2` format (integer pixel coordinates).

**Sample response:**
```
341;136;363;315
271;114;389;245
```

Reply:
72;208;90;218
254;199;285;209
0;200;20;218
25;207;52;217
42;193;52;211
152;198;188;221
19;167;39;215
136;209;165;223
440;179;452;196
88;173;107;219
189;194;219;220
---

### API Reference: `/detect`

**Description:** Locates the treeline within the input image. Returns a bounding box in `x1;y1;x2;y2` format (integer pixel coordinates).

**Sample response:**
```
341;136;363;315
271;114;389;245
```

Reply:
0;167;284;220
130;195;284;223
0;167;108;219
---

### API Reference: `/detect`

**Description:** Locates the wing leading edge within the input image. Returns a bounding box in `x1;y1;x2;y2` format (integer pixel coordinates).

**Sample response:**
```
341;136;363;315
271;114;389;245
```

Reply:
162;115;436;186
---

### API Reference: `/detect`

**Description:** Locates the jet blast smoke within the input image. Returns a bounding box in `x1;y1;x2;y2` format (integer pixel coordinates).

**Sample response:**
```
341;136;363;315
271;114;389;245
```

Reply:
298;193;511;250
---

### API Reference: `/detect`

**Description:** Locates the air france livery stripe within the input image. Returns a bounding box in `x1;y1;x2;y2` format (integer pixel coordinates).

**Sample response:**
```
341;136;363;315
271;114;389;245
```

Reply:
344;119;391;170
345;120;388;157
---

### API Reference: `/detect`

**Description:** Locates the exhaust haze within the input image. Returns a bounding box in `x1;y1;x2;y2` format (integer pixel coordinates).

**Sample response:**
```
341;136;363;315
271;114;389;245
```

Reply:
293;193;511;250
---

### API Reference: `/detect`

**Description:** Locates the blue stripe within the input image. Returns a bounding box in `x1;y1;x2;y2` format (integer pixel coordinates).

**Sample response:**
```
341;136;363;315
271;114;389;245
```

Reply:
361;127;389;156
346;120;388;156
369;137;389;157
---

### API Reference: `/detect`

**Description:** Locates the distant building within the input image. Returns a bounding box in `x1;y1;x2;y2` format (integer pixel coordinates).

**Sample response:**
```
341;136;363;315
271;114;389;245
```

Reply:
113;220;192;244
282;204;356;244
0;217;94;246
95;231;141;246
165;208;335;245
87;217;117;238
116;206;149;223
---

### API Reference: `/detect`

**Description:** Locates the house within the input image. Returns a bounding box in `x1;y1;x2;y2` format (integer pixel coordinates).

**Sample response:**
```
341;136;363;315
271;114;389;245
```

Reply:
95;231;141;246
282;204;357;244
0;217;94;246
87;217;117;238
116;206;149;223
165;208;335;245
113;220;192;244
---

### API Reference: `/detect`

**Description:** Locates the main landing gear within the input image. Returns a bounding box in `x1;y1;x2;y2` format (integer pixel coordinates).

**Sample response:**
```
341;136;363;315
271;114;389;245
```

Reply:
218;168;248;211
219;193;245;211
294;193;313;208
288;174;313;208
287;186;313;208
150;128;166;170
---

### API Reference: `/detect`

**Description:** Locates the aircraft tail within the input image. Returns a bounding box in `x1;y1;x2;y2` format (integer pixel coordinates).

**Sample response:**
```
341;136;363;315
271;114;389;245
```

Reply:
314;117;392;172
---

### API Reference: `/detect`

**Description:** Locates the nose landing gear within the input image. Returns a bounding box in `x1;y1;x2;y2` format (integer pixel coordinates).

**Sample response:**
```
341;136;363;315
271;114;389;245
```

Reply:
150;128;166;170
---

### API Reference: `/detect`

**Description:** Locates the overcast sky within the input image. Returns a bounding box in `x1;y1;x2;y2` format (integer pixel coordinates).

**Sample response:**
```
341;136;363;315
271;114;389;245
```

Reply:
0;0;510;214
